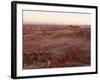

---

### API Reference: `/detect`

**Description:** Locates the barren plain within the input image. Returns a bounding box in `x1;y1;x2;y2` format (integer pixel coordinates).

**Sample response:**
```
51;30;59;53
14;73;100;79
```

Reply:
23;25;91;69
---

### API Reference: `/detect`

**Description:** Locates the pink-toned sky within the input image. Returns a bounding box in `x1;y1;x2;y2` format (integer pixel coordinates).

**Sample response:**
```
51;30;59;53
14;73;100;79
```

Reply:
23;11;91;25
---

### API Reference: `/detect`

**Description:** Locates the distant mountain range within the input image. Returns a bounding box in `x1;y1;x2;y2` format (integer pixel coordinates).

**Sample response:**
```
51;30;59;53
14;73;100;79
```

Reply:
23;24;90;28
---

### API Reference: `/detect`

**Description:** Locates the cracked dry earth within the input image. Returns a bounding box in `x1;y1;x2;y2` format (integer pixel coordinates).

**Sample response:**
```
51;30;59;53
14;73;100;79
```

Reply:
23;26;91;69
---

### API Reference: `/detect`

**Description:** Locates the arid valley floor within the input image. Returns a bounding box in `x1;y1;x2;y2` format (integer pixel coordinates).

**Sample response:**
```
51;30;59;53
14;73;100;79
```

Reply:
23;25;91;69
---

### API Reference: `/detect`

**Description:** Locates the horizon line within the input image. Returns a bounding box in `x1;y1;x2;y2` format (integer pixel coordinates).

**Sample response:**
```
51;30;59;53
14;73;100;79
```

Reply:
23;23;91;26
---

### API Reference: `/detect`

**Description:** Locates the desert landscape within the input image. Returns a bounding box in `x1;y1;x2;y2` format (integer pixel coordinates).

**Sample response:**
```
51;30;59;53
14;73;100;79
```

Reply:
23;24;91;69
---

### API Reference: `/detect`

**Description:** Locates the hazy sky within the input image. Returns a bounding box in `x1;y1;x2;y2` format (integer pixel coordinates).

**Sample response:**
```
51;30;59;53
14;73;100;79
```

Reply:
23;11;91;25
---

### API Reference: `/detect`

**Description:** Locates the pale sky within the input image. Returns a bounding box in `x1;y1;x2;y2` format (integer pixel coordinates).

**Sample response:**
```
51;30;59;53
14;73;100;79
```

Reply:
23;11;91;25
